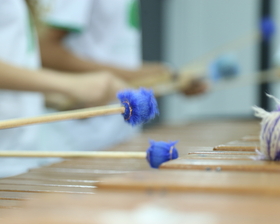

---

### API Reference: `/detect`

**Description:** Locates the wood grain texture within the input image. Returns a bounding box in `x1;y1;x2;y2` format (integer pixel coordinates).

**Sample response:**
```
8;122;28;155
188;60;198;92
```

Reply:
188;151;256;155
160;158;280;172
213;140;260;151
97;170;280;195
0;120;264;222
3;191;280;224
185;153;253;160
213;145;259;151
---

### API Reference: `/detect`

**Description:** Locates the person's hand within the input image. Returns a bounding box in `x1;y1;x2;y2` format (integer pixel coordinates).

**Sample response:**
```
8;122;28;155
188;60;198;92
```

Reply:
136;62;172;78
129;62;173;88
69;71;128;107
48;71;129;110
180;78;208;96
177;67;208;96
45;92;75;111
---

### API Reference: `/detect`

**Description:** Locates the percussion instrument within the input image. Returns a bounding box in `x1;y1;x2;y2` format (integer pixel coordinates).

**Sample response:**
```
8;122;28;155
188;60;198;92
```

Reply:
3;119;280;224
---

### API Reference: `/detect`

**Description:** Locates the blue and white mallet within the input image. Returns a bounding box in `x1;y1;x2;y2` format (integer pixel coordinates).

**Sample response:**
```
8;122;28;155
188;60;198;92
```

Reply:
117;88;159;126
0;87;178;168
0;140;179;169
0;88;159;129
146;140;179;168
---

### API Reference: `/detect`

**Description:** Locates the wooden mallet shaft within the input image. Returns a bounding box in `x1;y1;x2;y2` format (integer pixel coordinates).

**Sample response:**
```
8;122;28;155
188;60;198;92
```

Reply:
0;151;146;159
0;141;179;168
0;105;124;129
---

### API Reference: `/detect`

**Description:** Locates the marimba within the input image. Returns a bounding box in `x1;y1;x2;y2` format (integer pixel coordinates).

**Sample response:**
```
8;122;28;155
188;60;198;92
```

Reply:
2;119;280;223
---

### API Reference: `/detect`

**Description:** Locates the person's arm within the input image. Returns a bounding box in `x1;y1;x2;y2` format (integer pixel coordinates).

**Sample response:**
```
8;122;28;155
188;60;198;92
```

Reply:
0;60;128;108
40;28;206;98
0;60;68;93
39;28;170;81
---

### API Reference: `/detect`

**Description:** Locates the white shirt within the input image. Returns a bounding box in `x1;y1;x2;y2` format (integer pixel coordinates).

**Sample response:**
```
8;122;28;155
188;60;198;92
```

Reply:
0;0;45;177
39;0;141;153
44;0;142;69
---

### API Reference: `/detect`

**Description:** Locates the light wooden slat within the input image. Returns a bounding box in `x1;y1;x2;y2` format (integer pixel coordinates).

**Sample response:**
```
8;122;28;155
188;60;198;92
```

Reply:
97;170;280;195
47;158;151;170
0;192;34;200
185;154;252;160
160;158;280;172
213;145;259;151
0;120;263;222
213;139;260;151
2;191;280;224
0;179;96;188
188;151;256;155
0;184;95;194
0;200;22;209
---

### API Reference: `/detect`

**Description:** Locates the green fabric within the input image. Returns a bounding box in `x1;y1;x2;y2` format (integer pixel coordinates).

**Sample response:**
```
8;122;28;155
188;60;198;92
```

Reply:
47;21;83;33
27;12;36;53
128;0;140;30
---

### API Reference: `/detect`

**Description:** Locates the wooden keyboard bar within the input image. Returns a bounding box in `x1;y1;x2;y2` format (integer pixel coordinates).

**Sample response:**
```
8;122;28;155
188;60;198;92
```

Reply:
185;154;253;160
0;120;264;222
213;145;259;151
188;151;256;155
160;159;280;172
2;191;280;224
97;170;280;195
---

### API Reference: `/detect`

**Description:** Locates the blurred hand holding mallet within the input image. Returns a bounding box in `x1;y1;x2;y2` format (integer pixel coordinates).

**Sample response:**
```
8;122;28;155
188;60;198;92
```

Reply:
0;88;158;129
0;87;180;168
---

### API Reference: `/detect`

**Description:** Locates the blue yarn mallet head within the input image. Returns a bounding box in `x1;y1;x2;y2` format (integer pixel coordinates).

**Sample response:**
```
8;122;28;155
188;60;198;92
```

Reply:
146;140;179;168
260;16;275;42
117;88;159;126
209;54;239;82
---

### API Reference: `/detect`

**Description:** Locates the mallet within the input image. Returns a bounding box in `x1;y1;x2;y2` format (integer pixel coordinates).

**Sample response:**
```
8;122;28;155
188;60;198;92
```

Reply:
0;88;158;129
0;141;179;169
0;88;179;168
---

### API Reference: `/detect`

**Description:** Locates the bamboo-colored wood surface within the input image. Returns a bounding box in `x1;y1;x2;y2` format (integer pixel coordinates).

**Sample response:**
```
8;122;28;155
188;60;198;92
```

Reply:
213;145;259;151
0;151;145;159
160;159;280;172
213;140;260;151
0;119;271;223
185;153;253;160
97;170;280;195
3;190;280;224
188;151;256;155
130;70;172;88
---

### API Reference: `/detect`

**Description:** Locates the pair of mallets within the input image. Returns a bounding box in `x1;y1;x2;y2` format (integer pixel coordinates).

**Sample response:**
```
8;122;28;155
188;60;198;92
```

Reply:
0;88;178;168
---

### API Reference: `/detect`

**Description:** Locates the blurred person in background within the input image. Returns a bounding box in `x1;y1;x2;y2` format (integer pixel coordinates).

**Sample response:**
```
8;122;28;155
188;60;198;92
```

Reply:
0;0;206;177
40;0;168;88
40;0;206;100
38;0;207;153
38;0;148;155
0;0;130;178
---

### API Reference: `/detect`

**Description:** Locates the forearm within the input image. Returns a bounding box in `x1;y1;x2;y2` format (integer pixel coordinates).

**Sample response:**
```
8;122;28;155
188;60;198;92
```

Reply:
40;38;137;81
0;60;131;109
0;61;68;94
